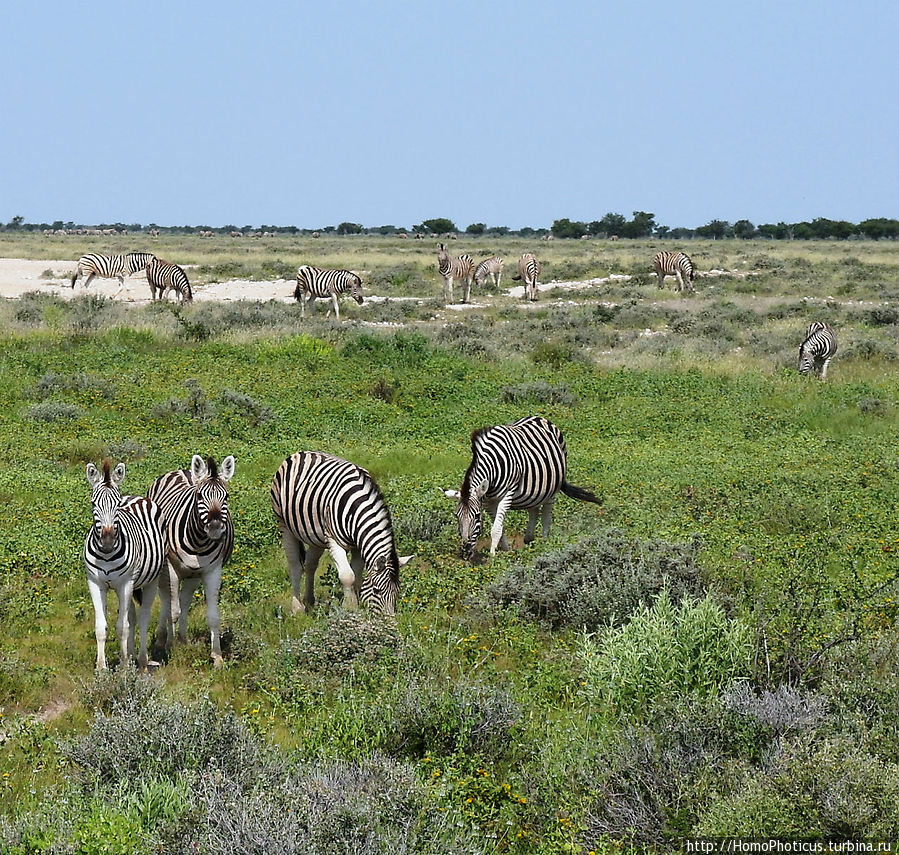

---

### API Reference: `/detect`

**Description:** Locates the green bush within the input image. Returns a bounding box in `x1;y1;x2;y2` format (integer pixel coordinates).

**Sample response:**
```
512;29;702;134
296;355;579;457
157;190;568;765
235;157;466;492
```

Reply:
500;380;578;407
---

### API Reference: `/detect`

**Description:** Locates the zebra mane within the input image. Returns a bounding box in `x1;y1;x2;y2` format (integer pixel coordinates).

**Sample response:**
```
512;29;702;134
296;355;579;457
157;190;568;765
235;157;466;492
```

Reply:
102;459;112;486
206;456;218;479
460;427;490;501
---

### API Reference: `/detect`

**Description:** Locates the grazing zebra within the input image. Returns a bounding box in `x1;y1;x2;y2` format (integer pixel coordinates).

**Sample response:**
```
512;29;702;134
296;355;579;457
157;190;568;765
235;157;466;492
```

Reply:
511;252;540;301
436;243;475;303
145;257;193;303
270;451;412;615
474;256;504;290
294;265;364;320
148;455;235;667
653;250;695;291
83;461;167;670
443;415;601;558
799;321;838;380
70;252;156;291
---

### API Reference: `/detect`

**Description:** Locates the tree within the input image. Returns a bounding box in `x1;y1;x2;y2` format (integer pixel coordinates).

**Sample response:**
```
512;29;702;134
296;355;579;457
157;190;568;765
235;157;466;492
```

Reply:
551;218;588;239
696;219;730;239
654;225;671;239
486;225;510;236
733;220;756;239
757;222;791;239
336;222;363;235
466;223;485;235
597;212;627;236
622;211;656;238
415;218;456;234
6;215;24;230
859;218;899;240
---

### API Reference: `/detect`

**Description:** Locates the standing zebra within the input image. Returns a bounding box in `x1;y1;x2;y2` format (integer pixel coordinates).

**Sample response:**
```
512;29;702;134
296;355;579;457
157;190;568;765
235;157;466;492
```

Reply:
511;252;540;301
70;252;157;291
145;257;193;303
148;455;235;667
799;321;838;380
437;243;475;303
271;451;412;615
294;265;364;319
473;256;504;290
653;250;695;291
83;461;167;670
443;415;601;558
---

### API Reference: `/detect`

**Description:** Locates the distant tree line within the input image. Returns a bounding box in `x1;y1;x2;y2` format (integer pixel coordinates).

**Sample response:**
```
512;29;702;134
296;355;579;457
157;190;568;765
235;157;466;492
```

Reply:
3;213;897;240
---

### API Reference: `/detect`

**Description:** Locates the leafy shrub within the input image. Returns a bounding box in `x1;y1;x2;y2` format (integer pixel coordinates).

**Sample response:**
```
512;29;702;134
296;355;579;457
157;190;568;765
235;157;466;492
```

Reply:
219;389;275;425
24;401;84;422
30;372;114;400
68;294;114;333
500;380;578;407
151;378;215;422
720;682;826;738
864;306;899;326
487;529;705;631
107;439;147;461
579;591;753;716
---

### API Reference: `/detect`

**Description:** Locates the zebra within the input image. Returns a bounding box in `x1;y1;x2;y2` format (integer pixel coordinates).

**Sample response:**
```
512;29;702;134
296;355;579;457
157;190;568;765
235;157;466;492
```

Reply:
148;455;235;667
83;461;167;670
799;322;838;380
511;252;540;301
145;257;193;303
270;451;413;615
473;256;504;290
653;250;695;291
294;265;364;320
443;415;601;558
70;252;156;291
437;243;475;303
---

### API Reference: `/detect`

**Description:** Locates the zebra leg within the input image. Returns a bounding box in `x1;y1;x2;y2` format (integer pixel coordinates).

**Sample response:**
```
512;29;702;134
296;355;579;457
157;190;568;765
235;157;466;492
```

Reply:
155;562;180;653
282;529;308;613
445;277;454;304
302;545;324;612
115;581;135;669
540;497;556;538
350;552;365;600
462;277;471;304
202;567;224;668
83;272;96;290
327;293;340;320
135;578;159;669
328;539;359;610
488;492;516;555
524;507;540;544
820;357;832;381
176;575;203;642
87;578;109;670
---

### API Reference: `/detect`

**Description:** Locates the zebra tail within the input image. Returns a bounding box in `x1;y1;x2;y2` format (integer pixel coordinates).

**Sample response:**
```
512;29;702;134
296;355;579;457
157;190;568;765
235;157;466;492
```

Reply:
560;481;602;505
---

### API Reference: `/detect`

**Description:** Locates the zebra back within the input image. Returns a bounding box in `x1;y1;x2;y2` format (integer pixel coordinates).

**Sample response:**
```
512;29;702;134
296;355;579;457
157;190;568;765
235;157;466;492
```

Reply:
294;266;364;303
474;256;503;284
146;257;192;303
126;252;157;274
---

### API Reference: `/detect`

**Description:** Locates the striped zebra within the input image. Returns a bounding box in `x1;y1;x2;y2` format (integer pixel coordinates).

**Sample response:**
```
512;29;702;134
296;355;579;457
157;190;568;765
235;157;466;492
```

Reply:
145;257;193;303
799;321;838;380
653;250;695;291
511;252;540;300
83;461;167;670
271;451;413;615
437;243;475;303
474;256;504;290
294;265;364;319
443;415;601;558
70;252;156;291
148;455;235;667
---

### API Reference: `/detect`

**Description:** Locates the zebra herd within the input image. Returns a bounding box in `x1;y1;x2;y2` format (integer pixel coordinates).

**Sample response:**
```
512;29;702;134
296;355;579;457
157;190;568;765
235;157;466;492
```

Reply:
82;415;602;670
71;252;193;304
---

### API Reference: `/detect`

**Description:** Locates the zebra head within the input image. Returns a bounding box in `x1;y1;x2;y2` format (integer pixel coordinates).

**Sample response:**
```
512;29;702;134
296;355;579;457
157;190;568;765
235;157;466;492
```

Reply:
350;273;364;305
86;461;126;551
190;454;235;542
443;478;487;559
360;553;412;615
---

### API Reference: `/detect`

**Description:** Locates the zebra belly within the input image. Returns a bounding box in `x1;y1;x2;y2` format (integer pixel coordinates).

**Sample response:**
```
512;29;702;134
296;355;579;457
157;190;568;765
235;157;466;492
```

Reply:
168;545;222;577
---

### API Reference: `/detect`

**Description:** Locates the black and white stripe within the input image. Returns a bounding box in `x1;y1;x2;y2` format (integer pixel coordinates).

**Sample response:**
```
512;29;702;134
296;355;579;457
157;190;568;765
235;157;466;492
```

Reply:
70;252;157;290
146;257;193;303
148;455;235;666
437;243;475;303
474;256;504;289
271;451;412;615
511;252;540;301
83;461;167;670
799;321;838;380
443;415;600;557
653;250;695;291
294;265;364;319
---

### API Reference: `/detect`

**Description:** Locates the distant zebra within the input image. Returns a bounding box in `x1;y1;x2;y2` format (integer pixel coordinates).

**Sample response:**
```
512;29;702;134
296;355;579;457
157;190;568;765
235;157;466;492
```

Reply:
271;451;412;615
145;257;193;303
511;252;540;301
148;455;235;667
474;256;504;290
83;461;167;670
443;415;601;558
70;252;156;291
437;243;475;303
294;265;364;319
799;321;838;380
653;250;695;291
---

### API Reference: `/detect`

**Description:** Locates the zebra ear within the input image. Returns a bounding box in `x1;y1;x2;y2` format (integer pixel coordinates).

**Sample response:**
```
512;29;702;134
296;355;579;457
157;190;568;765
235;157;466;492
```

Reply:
443;489;462;500
111;463;126;487
398;554;414;567
219;455;235;482
474;478;490;499
86;463;102;486
191;455;207;481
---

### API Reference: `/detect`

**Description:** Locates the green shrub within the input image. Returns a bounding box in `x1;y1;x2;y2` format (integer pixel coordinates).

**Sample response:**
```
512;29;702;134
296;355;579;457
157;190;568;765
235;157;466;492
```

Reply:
24;401;84;422
500;380;578;407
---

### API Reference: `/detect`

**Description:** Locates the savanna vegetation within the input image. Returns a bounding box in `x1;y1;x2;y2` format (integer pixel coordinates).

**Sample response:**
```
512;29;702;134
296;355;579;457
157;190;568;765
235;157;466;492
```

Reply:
2;233;899;852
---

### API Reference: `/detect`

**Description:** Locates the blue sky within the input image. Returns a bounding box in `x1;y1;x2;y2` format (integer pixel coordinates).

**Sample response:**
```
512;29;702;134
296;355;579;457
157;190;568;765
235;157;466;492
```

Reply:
2;1;895;229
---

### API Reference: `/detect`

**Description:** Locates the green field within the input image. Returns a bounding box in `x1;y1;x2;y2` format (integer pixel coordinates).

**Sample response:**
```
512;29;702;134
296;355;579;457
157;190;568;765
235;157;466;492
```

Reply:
2;235;899;851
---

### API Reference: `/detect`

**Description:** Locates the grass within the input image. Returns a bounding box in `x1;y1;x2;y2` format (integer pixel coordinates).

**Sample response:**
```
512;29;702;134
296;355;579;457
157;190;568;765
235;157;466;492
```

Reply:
1;235;899;850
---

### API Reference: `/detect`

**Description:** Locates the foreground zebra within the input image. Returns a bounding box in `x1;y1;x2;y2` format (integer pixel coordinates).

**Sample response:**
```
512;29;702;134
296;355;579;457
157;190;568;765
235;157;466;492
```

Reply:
443;416;601;558
84;461;167;670
473;256;504;290
511;252;540;300
149;455;235;667
437;243;475;303
653;250;695;291
799;322;838;380
146;257;193;303
294;265;364;319
70;252;156;291
271;451;412;615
